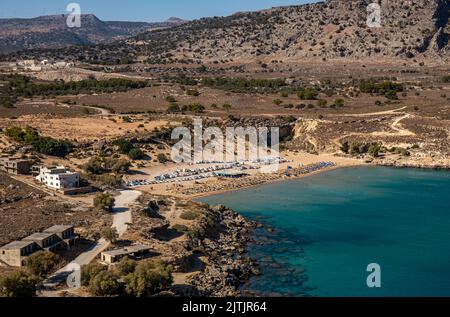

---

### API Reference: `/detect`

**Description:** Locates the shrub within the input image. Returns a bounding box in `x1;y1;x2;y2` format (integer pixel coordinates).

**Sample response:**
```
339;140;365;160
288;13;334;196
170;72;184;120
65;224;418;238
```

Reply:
167;103;181;113
298;88;319;100
124;261;173;297
94;193;115;212
128;148;145;160
186;89;200;96
317;99;328;107
334;99;345;107
98;174;123;187
186;103;205;113
111;159;131;174
25;251;61;279
4;126;72;157
114;139;134;154
101;227;119;243
0;270;38;297
157;153;169;164
180;210;201;220
340;142;350;154
172;224;189;233
165;96;177;103
81;263;107;287
88;271;121;296
273;99;283;106
222;104;232;112
117;257;137;275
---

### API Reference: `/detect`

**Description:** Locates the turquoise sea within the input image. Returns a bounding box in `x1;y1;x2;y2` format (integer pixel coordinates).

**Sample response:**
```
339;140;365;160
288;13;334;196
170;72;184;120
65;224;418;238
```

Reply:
199;167;450;297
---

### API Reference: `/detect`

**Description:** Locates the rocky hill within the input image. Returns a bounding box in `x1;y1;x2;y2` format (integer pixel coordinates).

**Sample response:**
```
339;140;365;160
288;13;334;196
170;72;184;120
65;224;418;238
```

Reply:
2;0;448;63
0;14;186;53
130;0;448;63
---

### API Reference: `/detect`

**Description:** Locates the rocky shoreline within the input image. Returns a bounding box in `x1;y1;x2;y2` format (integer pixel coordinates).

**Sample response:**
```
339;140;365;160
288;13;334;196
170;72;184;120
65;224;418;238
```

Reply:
377;162;450;170
186;205;261;297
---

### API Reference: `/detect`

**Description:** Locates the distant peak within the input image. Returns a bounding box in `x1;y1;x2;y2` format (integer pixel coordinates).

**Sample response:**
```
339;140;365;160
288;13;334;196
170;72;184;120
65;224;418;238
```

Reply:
165;17;188;24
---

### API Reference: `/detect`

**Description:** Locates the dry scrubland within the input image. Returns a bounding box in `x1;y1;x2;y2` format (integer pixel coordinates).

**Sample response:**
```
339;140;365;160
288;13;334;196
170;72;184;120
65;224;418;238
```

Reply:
0;0;449;297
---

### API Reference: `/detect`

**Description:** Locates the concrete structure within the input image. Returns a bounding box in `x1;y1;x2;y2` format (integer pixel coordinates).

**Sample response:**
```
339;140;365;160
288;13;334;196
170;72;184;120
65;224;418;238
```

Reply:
0;241;38;267
36;166;80;190
44;225;77;247
101;245;152;265
22;232;61;251
0;158;31;175
0;225;78;267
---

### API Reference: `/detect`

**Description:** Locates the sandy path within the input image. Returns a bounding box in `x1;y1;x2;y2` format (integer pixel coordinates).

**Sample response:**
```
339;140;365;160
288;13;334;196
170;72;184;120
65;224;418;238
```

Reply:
41;190;141;292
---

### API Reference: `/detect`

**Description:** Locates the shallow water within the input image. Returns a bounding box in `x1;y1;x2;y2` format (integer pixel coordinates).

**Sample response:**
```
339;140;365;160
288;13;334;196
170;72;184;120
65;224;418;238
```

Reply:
199;167;450;297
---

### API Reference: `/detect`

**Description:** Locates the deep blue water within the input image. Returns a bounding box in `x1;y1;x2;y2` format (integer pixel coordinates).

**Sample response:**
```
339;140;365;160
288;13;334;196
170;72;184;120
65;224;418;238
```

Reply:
199;167;450;297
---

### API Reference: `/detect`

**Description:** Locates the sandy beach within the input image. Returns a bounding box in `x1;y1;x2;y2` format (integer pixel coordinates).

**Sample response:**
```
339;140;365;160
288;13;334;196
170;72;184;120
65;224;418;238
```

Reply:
131;151;364;199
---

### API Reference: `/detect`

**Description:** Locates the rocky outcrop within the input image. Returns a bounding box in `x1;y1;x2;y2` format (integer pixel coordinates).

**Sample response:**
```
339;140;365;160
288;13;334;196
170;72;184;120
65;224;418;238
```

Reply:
187;205;260;297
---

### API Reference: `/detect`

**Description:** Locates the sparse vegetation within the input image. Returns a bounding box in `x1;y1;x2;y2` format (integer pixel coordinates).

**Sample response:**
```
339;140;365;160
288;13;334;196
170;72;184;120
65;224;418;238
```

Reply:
0;270;38;297
25;251;61;279
94;193;115;212
4;126;72;157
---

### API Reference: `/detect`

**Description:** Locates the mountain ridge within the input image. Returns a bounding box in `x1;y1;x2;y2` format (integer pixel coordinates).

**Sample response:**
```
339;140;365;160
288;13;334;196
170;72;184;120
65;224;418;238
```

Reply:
2;0;448;64
0;14;187;53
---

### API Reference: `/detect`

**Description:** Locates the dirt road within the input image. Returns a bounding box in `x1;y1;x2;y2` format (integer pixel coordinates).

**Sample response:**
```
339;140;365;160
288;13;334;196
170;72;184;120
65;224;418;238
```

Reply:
41;190;141;291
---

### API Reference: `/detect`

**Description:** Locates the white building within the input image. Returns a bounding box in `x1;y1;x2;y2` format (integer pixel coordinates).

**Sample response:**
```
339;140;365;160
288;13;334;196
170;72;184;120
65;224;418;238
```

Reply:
36;166;80;190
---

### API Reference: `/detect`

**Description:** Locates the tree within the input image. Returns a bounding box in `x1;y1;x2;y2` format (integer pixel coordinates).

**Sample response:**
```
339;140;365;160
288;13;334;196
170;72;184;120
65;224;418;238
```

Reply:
88;271;121;296
222;104;232;113
157;153;169;164
124;262;173;297
167;103;181;113
334;99;345;107
81;263;107;287
117;257;137;275
98;174;123;187
25;251;61;278
94;193;115;212
187;103;205;113
114;139;134;154
165;95;177;103
368;143;381;158
84;157;106;175
273;99;283;106
111;159;131;174
317;99;328;108
340;142;350;154
101;227;119;243
0;270;38;297
128;148;145;160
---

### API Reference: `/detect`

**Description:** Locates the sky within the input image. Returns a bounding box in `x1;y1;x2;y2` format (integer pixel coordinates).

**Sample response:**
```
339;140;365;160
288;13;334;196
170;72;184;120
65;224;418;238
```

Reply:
0;0;318;22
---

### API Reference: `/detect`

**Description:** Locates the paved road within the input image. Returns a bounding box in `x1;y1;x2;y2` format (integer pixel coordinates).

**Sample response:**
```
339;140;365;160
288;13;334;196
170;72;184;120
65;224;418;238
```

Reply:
42;190;141;288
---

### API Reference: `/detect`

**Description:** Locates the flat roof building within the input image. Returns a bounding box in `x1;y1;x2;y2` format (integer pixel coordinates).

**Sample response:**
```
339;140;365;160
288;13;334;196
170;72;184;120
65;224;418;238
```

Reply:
0;158;31;175
36;166;80;190
101;245;152;265
0;225;78;267
0;240;38;267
